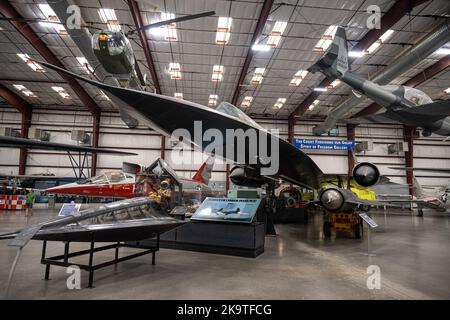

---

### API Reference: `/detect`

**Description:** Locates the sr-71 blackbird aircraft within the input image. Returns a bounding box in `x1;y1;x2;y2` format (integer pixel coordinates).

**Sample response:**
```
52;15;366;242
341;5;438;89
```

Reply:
34;59;391;214
307;26;450;137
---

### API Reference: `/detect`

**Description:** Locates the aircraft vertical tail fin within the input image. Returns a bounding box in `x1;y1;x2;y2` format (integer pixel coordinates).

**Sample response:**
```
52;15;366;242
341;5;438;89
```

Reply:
413;177;425;198
192;155;215;185
307;26;349;77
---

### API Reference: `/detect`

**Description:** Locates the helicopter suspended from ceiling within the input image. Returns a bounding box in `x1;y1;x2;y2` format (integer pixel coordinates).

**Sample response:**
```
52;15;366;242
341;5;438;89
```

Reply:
91;11;215;88
1;7;215;89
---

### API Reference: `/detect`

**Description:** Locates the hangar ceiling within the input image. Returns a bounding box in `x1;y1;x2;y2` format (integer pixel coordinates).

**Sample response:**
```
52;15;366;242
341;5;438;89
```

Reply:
0;0;449;120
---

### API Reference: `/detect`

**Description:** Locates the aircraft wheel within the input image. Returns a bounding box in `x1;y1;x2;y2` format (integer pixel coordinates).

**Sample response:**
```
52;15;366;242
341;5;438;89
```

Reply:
323;221;332;238
354;223;361;239
360;205;370;212
417;208;424;217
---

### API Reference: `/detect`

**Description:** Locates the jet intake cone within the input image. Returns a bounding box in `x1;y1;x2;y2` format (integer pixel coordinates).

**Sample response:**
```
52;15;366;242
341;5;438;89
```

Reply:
352;162;380;187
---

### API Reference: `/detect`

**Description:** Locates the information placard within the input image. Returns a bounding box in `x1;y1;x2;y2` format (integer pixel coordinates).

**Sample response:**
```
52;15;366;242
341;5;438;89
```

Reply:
359;213;378;228
58;203;81;217
192;197;261;223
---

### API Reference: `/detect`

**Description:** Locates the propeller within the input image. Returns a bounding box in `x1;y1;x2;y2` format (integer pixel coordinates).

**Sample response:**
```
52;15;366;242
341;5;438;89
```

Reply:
127;11;215;35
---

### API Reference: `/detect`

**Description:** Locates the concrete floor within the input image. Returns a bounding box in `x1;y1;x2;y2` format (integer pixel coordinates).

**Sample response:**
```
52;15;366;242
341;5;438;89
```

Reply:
0;208;449;299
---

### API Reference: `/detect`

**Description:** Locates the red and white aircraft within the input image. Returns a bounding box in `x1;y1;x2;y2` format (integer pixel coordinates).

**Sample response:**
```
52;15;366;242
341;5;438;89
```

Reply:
45;157;215;199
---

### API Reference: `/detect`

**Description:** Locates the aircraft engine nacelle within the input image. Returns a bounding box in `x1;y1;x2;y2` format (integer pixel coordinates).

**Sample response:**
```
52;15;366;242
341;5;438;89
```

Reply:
319;188;359;212
352;162;380;187
229;166;265;188
422;130;432;137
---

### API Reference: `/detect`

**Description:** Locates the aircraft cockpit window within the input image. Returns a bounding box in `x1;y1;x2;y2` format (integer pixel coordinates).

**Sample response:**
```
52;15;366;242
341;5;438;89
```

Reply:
404;87;432;106
105;172;126;183
215;102;264;130
106;33;125;55
89;174;108;185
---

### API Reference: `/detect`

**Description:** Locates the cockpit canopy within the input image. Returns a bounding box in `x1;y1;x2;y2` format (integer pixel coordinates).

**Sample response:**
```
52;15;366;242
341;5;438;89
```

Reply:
78;171;134;185
381;85;432;106
403;86;432;106
215;102;264;130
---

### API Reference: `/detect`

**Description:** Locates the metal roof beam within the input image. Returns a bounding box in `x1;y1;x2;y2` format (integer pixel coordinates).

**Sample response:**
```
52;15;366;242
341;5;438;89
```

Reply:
231;0;275;106
0;1;101;117
128;0;162;94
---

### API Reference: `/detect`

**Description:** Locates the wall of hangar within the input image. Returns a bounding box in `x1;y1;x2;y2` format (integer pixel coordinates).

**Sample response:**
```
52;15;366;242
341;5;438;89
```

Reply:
0;107;450;188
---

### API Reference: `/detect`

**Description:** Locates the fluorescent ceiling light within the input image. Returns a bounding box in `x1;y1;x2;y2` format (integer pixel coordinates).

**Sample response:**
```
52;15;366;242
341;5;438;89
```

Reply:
168;62;180;71
314;25;338;52
366;29;394;54
98;8;121;32
13;84;37;98
76;57;94;73
251;67;266;85
252;44;271;51
213;65;224;73
444;87;450;94
314;87;327;92
169;62;181;80
38;4;67;35
308;99;320;110
328;79;341;88
170;71;181;80
17;53;45;72
436;48;450;55
212;65;224;82
51;86;71;99
161;12;177;41
267;21;287;48
379;29;395;42
174;92;183;99
273;97;286;109
208;94;218;106
216;17;232;45
241;96;253;107
348;51;366;58
289;70;308;86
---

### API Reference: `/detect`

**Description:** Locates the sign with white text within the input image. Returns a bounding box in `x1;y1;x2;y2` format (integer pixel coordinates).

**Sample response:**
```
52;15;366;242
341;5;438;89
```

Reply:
294;138;355;151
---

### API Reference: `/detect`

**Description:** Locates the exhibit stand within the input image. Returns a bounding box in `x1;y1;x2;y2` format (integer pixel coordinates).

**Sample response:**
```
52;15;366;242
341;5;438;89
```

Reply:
134;197;266;257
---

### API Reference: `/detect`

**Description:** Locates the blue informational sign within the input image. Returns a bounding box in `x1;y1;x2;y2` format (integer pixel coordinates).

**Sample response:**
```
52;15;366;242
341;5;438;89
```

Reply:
293;138;355;151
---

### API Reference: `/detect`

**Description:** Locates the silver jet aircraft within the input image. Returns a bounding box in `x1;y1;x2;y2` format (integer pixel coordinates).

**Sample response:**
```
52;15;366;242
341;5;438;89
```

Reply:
308;27;450;137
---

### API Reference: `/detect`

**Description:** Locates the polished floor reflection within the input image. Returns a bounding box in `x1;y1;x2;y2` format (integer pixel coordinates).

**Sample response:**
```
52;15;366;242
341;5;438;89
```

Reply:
0;208;449;299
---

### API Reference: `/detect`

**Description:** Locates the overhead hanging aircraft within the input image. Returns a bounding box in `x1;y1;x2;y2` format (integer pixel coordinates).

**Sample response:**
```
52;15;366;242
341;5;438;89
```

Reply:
307;26;450;137
34;59;394;214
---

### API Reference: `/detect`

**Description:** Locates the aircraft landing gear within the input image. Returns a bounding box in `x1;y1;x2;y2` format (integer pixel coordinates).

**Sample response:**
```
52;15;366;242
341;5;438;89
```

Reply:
417;207;424;217
323;211;362;239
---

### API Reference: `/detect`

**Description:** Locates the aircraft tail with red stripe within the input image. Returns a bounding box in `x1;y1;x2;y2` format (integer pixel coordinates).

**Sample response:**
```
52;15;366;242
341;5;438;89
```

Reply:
191;156;215;185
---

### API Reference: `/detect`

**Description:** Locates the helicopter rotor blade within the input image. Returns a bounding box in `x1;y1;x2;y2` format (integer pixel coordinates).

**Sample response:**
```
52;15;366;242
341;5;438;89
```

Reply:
128;11;215;35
